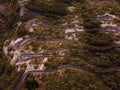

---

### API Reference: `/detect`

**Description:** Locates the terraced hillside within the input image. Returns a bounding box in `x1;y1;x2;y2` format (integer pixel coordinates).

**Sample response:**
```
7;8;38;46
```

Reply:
0;0;120;90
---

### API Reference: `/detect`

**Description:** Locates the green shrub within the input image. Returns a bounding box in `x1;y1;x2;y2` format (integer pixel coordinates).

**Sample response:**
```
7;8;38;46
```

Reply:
26;1;68;16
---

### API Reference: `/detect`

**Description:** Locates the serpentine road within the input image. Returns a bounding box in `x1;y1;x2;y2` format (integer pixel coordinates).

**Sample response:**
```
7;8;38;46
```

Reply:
15;47;120;90
16;47;120;90
18;47;82;61
19;46;120;67
12;4;120;90
20;54;79;61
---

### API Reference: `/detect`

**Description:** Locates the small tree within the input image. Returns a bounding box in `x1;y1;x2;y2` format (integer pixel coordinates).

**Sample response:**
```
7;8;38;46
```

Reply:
23;75;39;90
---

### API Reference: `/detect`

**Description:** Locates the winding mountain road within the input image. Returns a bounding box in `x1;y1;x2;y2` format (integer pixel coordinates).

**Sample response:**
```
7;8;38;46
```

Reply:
18;47;82;61
13;5;120;90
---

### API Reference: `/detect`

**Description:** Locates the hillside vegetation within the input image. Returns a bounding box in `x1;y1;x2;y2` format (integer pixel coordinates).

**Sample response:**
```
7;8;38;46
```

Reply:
0;0;120;90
